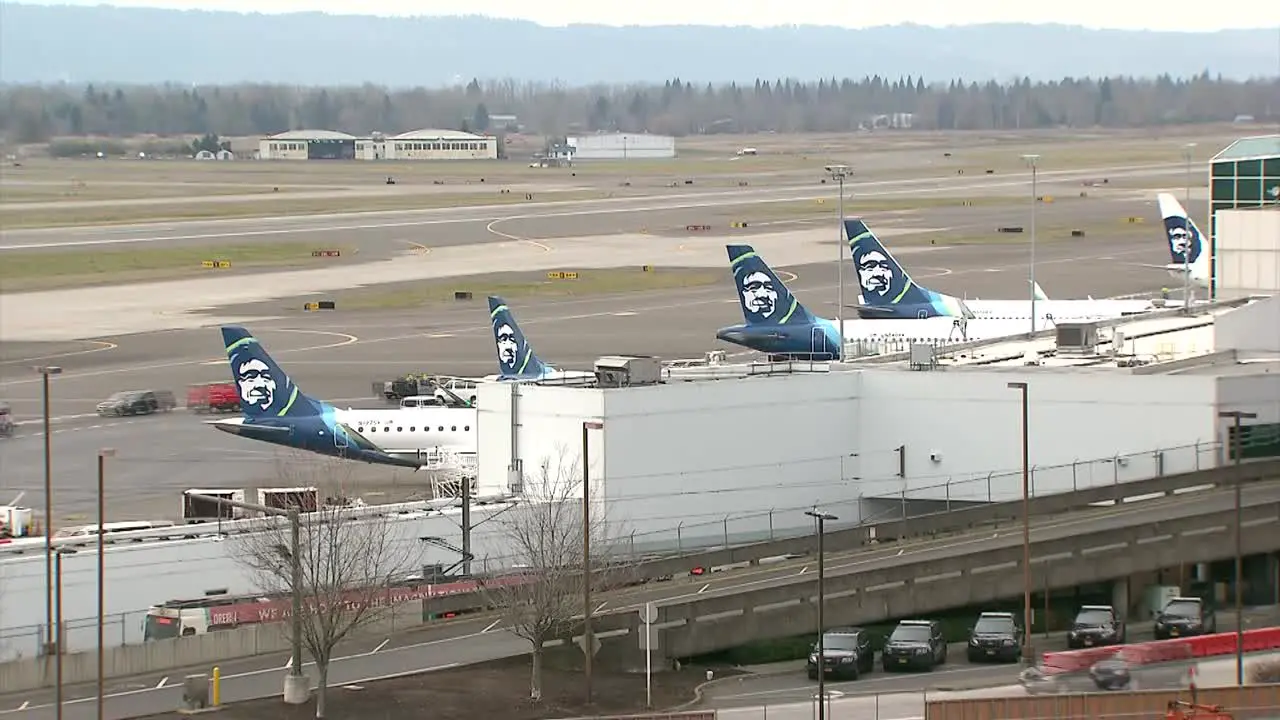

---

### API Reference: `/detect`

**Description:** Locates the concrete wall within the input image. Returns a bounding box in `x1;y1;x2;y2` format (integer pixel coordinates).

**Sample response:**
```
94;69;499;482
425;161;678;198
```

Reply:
1217;373;1280;424
925;684;1280;720
1215;208;1280;300
1217;294;1280;355
854;369;1221;502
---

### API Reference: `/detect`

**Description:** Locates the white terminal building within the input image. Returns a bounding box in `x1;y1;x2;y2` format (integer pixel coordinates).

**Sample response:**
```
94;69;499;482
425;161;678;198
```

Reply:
257;128;499;161
1;210;1277;661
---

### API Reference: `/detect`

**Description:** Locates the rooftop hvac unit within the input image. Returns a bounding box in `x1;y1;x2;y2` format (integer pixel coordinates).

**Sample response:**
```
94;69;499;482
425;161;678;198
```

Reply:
594;355;662;388
1055;322;1101;356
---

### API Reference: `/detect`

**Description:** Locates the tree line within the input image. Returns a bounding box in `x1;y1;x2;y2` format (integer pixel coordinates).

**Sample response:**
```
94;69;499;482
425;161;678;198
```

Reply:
0;73;1275;145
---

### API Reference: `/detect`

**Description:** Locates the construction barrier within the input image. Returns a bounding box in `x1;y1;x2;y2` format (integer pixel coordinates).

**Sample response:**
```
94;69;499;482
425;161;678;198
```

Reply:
816;198;825;204
997;226;1025;233
200;260;231;269
547;271;579;280
1127;216;1146;224
1071;229;1086;237
1041;627;1280;672
1038;195;1054;203
302;301;336;311
685;224;711;232
642;265;653;272
960;200;974;207
453;291;472;301
730;221;749;228
311;249;341;257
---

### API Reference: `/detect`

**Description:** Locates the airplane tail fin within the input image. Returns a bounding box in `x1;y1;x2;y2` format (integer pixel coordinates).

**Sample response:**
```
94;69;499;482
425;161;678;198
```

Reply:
844;219;972;318
1157;193;1206;271
221;327;324;420
488;296;550;379
1032;281;1050;301
726;245;817;326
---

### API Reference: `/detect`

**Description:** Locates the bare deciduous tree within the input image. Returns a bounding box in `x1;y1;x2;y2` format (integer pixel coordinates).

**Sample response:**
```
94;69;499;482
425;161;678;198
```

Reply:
480;450;621;702
234;459;418;719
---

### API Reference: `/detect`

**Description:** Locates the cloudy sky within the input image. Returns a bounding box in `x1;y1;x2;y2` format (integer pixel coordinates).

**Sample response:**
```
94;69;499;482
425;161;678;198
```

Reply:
14;0;1280;32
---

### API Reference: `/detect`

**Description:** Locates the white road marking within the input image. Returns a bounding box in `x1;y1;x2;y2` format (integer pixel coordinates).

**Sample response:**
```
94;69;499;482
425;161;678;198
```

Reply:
155;677;168;689
0;341;119;365
595;602;608;614
15;704;26;712
612;311;637;317
486;218;553;252
481;618;503;633
371;638;390;653
798;566;809;575
698;583;711;594
0;162;1185;251
282;656;294;670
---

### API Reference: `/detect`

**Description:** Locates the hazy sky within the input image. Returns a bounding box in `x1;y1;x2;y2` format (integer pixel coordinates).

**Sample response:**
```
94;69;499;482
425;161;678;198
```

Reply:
14;0;1280;32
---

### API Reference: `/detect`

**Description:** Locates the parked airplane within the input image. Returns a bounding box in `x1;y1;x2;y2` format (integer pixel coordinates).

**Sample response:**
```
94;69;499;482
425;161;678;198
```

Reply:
716;245;1045;360
845;219;1160;321
486;296;596;386
1139;193;1210;290
209;326;477;469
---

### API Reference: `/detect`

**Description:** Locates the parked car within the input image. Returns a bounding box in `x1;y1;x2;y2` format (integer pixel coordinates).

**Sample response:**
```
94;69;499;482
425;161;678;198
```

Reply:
967;611;1023;663
1154;596;1216;639
807;627;874;681
97;390;176;417
1067;605;1127;649
186;382;239;414
881;619;947;671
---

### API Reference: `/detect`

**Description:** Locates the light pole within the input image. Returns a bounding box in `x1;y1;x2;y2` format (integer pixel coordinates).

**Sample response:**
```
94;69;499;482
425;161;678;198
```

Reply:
1219;409;1257;687
34;365;62;659
1007;382;1033;663
96;448;115;720
825;165;851;351
805;508;837;720
1181;143;1197;310
1020;155;1040;333
581;420;604;705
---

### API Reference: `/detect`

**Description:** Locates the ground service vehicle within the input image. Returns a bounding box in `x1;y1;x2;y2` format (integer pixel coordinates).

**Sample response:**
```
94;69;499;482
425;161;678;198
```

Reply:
143;575;527;640
187;382;239;413
0;402;13;437
97;390;176;416
1067;604;1127;648
1155;596;1217;639
807;627;874;680
881;619;947;671
0;506;34;538
967;611;1022;663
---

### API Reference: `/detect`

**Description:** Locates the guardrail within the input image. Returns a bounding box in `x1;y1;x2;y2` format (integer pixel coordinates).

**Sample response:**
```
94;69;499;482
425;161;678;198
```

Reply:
1042;627;1280;671
652;493;1280;657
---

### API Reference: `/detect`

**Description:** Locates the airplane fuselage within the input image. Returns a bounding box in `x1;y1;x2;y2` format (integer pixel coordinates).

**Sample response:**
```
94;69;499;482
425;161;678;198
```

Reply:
964;299;1156;321
717;315;1051;360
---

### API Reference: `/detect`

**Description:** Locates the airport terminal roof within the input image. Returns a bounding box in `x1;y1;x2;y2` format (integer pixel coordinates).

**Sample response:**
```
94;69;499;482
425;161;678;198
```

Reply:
392;128;488;140
1212;135;1280;162
264;129;358;141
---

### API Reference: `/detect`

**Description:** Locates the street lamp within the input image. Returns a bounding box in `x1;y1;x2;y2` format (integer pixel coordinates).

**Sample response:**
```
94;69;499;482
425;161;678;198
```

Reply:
1007;382;1033;663
805;507;837;720
1020;155;1040;334
1181;143;1197;311
581;419;604;705
1219;409;1257;687
34;365;61;659
825;165;851;352
96;447;116;720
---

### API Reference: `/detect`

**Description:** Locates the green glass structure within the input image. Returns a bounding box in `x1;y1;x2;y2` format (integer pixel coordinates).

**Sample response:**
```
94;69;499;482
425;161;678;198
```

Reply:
1208;135;1280;297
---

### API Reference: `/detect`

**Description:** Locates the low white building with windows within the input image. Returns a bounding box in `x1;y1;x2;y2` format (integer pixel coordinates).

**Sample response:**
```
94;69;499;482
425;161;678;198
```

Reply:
384;129;498;161
257;129;358;160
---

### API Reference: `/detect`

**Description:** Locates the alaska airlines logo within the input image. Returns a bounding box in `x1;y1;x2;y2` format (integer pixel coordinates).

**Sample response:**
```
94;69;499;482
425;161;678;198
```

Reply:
226;337;297;416
494;319;520;371
740;269;780;320
850;236;906;303
1165;218;1201;264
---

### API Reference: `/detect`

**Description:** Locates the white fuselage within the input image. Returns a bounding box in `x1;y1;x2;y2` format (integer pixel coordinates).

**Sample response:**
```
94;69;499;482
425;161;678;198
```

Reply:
962;299;1157;322
341;407;478;456
838;316;1054;344
481;369;597;387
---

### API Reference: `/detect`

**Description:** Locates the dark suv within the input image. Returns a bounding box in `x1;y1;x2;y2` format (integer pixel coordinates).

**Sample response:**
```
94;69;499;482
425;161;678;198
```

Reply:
1154;596;1216;639
967;611;1023;663
1067;605;1127;649
882;619;946;671
807;627;873;681
96;390;176;417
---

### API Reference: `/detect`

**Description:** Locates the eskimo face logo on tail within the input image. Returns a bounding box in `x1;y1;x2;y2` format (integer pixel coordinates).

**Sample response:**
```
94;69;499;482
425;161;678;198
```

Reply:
495;322;520;370
854;247;897;299
741;271;779;319
1165;219;1201;264
236;358;277;411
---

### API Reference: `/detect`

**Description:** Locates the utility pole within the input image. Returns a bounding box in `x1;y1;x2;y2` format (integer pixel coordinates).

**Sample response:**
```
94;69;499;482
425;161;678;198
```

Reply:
1182;143;1197;311
1008;381;1032;662
1218;410;1257;687
805;508;837;720
825;165;851;355
186;493;308;702
461;470;472;577
96;448;115;720
1020;156;1040;333
35;365;61;660
581;420;603;705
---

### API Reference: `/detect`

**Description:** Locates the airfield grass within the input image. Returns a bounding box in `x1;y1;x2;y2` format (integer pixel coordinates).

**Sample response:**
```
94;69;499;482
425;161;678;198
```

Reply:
0;182;334;203
325;267;725;311
0;242;350;292
0;189;608;229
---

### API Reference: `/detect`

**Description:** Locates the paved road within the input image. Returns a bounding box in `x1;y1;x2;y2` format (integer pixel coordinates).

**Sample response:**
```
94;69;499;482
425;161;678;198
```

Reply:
3;483;1274;718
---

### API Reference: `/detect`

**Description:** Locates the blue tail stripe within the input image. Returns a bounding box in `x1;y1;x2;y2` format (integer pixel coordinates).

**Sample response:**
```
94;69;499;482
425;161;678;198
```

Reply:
221;326;323;419
488;296;550;379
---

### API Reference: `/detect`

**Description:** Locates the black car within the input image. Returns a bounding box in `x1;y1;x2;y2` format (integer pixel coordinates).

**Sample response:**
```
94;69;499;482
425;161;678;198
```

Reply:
807;627;874;680
967;611;1022;663
1154;596;1216;640
1067;605;1127;649
96;390;176;417
882;619;947;671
